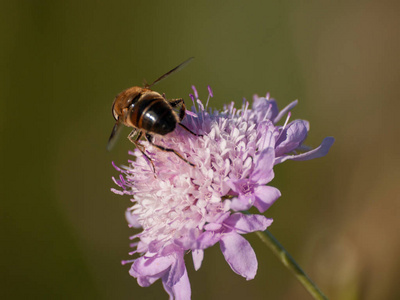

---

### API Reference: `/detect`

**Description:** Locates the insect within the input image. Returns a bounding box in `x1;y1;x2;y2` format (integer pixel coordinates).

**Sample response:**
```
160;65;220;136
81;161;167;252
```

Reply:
107;57;201;171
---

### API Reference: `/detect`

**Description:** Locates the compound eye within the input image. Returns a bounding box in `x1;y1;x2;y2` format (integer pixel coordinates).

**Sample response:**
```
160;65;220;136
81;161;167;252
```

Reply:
129;93;142;109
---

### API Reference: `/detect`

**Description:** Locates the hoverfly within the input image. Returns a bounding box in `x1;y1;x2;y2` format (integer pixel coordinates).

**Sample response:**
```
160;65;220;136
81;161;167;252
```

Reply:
107;57;201;171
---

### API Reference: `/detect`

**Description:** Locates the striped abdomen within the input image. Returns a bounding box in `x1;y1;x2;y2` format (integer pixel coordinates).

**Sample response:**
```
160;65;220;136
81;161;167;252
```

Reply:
128;92;178;135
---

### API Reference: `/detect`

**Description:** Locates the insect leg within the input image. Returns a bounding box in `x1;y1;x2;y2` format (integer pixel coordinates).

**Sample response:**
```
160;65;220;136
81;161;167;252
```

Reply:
128;129;155;172
169;98;184;107
145;133;195;167
169;98;203;137
178;123;203;137
168;98;186;121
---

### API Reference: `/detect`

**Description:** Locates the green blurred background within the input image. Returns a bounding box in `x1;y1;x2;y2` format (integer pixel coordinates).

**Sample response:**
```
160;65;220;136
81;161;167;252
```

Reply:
1;1;399;299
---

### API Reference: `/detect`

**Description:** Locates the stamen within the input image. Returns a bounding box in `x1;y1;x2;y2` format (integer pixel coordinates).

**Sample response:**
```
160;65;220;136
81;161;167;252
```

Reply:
119;174;126;185
111;161;122;172
206;85;213;108
121;259;135;265
110;188;125;195
191;85;199;99
197;99;205;111
229;102;235;115
282;111;291;130
129;233;142;240
207;85;213;97
240;98;246;116
189;94;196;110
241;99;249;117
185;110;198;118
263;103;273;121
277;111;291;140
112;176;122;187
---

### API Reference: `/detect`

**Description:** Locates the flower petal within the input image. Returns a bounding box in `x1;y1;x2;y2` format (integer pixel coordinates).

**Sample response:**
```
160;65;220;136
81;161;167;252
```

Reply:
252;97;279;122
130;256;174;278
165;253;186;288
137;275;159;287
196;231;221;249
224;213;273;233
125;210;141;228
273;100;298;124
226;178;247;194
163;265;191;300
275;120;309;156
230;194;255;211
130;256;174;287
256;121;278;152
253;185;281;213
252;147;275;184
275;137;335;164
192;249;204;271
220;232;257;280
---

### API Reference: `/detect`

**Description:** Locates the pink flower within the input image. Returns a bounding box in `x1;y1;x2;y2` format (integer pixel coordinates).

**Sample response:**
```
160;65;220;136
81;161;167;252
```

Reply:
112;87;334;299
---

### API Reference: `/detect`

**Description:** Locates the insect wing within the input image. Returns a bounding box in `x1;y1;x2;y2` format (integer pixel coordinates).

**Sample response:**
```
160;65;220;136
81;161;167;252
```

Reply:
147;57;194;88
107;121;124;151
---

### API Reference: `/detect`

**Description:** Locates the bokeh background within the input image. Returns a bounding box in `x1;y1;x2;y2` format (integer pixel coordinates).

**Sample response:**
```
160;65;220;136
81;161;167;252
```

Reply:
1;1;399;299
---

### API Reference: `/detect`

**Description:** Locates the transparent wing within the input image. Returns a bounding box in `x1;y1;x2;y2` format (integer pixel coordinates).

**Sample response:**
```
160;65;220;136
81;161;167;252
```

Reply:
106;121;124;151
147;57;194;88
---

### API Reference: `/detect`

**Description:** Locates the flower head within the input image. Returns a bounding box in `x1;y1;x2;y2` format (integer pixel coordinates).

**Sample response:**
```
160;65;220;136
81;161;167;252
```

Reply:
112;87;334;299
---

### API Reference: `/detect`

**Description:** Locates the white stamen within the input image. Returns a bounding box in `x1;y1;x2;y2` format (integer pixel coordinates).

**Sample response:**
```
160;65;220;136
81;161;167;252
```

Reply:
277;111;291;140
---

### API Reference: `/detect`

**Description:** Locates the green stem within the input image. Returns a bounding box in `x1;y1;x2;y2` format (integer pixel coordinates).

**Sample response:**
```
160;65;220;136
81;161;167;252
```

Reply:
255;229;328;300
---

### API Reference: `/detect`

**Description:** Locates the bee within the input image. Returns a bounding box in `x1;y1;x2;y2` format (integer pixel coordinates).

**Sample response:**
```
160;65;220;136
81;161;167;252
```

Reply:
107;57;201;171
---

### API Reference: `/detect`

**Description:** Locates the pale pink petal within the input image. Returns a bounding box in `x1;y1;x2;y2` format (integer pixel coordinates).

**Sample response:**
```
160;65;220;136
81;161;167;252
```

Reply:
130;256;174;287
225;178;242;193
165;254;186;287
252;147;275;184
125;210;141;228
163;266;191;300
256;120;278;151
253;185;281;213
220;233;257;280
275;137;335;164
275;120;309;156
196;231;221;249
137;275;159;287
273;99;298;123
130;255;174;278
224;213;273;234
252;98;279;122
192;249;204;271
204;223;222;231
230;194;255;211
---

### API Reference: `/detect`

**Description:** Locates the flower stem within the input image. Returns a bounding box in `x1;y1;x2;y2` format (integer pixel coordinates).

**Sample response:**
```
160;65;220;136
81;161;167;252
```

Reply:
255;229;328;300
